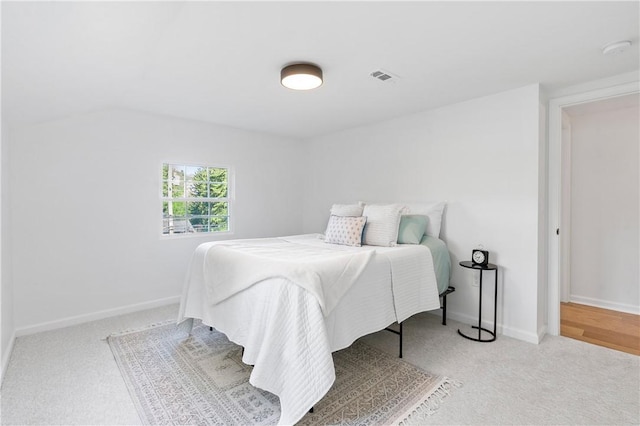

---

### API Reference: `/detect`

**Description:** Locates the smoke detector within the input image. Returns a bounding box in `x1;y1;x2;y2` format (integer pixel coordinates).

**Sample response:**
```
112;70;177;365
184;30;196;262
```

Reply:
602;40;632;56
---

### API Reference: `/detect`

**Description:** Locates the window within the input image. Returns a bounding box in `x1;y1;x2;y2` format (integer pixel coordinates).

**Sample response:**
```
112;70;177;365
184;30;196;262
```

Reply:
162;163;231;235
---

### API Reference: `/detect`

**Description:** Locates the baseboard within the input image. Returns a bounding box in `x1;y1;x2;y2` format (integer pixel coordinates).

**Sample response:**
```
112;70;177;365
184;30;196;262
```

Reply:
569;295;640;315
499;324;540;345
536;324;548;344
428;309;541;344
15;295;181;337
1;329;17;388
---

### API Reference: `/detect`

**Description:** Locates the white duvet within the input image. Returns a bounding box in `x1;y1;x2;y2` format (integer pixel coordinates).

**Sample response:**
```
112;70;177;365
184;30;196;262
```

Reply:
178;234;440;425
204;238;375;315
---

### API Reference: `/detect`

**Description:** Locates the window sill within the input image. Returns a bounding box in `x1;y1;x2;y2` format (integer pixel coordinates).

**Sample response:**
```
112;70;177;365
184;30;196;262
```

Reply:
159;231;234;241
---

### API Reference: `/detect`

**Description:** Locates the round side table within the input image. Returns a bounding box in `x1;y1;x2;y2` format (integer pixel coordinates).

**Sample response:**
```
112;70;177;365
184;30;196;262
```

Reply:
458;261;498;342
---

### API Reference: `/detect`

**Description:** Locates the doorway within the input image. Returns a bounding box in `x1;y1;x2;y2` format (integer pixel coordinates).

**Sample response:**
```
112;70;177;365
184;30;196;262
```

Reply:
547;82;640;338
557;94;640;354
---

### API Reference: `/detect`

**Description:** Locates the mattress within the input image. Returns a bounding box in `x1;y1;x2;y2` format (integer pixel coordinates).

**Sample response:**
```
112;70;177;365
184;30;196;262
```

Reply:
419;234;451;294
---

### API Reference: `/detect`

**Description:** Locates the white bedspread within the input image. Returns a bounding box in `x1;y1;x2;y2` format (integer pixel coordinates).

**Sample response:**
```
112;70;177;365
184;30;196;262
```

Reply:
177;234;440;425
204;238;375;315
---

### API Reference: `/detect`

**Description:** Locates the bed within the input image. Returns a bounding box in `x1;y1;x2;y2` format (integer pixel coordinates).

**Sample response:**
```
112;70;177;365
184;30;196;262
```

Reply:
177;203;451;425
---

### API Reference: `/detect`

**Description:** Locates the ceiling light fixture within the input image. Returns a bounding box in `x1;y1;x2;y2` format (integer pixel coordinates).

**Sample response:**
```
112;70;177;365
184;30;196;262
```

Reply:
602;40;632;56
281;63;323;90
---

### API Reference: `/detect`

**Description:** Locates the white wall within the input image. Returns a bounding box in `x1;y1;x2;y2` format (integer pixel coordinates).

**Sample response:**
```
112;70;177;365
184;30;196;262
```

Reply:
0;0;14;378
6;84;548;344
569;105;639;313
2;121;16;380
303;85;543;343
9;109;305;331
560;110;573;303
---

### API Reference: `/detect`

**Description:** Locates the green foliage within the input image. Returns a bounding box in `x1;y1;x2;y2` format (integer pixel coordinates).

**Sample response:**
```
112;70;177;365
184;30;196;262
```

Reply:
162;164;229;233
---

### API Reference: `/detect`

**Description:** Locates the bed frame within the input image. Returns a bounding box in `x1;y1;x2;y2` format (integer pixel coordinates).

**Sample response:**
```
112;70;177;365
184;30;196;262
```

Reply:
309;287;456;414
224;284;456;415
214;285;456;360
384;285;456;358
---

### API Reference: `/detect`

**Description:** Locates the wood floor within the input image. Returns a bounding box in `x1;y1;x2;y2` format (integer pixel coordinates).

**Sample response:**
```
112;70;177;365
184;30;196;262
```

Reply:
561;302;640;356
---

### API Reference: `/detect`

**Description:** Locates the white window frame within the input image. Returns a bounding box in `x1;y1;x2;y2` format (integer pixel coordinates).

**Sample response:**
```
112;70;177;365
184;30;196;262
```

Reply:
161;162;234;237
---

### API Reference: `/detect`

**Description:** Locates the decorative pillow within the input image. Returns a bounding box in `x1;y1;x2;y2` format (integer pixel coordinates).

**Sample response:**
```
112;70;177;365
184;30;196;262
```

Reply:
397;215;429;244
404;202;446;238
330;203;364;217
324;215;367;247
362;204;406;247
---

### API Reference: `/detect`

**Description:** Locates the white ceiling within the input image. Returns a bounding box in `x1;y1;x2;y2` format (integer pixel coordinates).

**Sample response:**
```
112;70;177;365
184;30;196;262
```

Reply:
2;1;639;139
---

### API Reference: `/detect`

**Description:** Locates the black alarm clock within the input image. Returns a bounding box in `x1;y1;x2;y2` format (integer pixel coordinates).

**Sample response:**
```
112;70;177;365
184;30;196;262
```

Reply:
472;249;489;266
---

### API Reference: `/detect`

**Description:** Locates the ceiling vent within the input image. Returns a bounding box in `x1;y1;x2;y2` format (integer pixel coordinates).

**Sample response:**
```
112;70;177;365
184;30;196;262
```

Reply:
370;69;400;83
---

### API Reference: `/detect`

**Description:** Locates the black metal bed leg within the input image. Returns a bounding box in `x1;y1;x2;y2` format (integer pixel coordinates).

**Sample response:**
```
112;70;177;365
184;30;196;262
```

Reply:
384;322;403;359
209;326;213;331
442;294;447;326
439;286;456;326
309;407;314;413
399;322;403;358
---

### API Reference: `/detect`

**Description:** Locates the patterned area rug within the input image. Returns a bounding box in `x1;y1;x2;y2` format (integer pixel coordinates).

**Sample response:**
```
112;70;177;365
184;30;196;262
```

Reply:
108;321;459;425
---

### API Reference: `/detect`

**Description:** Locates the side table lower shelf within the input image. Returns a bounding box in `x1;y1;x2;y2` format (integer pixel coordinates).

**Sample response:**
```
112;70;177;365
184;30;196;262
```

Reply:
457;261;498;343
458;325;496;342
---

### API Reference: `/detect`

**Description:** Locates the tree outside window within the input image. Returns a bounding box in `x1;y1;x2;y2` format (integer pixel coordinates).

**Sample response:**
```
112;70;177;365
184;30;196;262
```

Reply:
162;163;231;235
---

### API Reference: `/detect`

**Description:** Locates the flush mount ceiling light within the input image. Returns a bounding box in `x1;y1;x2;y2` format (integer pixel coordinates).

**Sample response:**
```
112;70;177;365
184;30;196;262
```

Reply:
281;63;323;90
602;40;632;56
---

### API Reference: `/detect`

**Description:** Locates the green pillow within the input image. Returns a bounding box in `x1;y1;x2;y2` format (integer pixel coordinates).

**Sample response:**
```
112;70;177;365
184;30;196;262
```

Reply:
397;215;429;244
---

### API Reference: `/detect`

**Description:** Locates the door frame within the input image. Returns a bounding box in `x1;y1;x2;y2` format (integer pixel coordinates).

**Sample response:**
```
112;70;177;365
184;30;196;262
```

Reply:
547;81;639;335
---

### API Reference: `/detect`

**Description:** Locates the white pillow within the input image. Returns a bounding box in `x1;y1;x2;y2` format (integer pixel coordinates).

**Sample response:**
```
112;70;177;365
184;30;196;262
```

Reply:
330;203;364;217
324;215;367;247
403;202;446;238
362;204;406;247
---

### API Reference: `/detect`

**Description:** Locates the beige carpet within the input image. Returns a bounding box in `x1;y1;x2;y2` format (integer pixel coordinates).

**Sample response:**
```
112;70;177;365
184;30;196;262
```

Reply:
108;321;460;425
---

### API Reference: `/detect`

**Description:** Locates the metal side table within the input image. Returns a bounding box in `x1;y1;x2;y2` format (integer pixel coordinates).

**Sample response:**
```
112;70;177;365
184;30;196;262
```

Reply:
458;260;498;342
